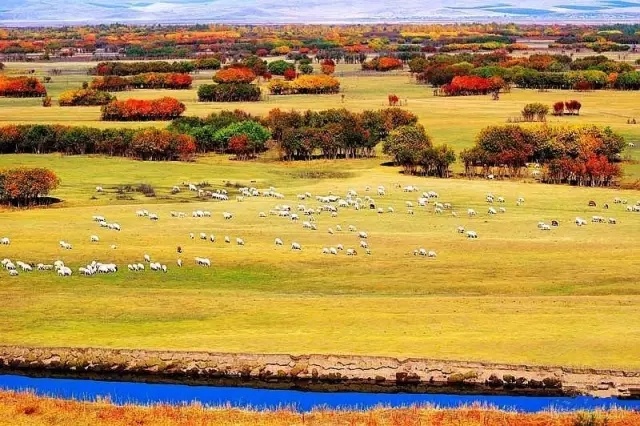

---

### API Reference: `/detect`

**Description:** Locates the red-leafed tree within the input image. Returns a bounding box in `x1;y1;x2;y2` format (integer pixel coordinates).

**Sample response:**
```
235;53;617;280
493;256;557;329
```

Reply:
388;94;399;106
283;68;297;81
565;100;582;115
228;134;251;160
552;101;565;116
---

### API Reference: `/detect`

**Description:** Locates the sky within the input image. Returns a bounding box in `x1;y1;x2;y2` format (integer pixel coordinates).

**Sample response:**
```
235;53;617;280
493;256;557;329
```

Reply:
1;0;640;24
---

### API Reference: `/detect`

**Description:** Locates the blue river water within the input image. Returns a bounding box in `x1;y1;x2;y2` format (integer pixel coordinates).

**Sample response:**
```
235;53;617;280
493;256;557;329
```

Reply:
1;374;639;413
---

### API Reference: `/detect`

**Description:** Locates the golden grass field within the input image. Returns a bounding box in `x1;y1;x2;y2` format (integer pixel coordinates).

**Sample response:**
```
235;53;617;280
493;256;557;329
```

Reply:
1;60;640;369
1;390;638;426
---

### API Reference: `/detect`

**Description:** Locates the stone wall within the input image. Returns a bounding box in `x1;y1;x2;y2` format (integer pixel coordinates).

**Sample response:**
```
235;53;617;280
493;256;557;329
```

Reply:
1;346;639;398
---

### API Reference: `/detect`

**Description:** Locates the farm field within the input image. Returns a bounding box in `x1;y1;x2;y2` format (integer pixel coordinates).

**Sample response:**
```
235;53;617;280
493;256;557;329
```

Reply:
1;61;640;369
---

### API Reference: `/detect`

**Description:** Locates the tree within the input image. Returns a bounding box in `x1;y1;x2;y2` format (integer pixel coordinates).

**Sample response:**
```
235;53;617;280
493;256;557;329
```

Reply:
283;68;297;81
552;101;565;116
0;167;60;206
213;120;271;155
321;59;336;75
213;67;256;84
298;63;314;75
268;59;295;76
197;84;261;102
383;124;433;174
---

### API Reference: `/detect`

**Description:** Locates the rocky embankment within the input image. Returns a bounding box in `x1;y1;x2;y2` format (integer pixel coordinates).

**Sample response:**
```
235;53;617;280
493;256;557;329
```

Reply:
1;346;639;398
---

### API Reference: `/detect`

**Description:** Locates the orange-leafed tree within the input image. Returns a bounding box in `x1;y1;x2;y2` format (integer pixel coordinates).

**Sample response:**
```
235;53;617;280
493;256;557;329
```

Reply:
213;67;256;84
0;167;60;206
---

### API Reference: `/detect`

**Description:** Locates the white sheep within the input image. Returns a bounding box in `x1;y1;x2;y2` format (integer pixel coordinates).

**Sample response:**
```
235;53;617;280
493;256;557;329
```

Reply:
275;238;284;246
291;242;302;251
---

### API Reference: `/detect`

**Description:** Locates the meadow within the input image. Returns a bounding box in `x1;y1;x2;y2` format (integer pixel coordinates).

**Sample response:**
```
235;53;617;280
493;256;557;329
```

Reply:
1;60;640;369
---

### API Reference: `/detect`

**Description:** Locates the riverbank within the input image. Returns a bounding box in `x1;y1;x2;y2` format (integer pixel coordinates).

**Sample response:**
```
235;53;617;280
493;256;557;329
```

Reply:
1;390;639;426
1;346;640;398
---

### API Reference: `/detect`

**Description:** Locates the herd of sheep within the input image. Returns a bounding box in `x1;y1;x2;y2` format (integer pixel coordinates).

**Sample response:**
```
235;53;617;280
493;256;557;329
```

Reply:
2;181;640;278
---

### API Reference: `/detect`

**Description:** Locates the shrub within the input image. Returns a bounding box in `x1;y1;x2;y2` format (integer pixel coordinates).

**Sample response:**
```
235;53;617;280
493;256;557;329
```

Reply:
59;89;115;106
0;76;47;97
521;103;549;122
388;94;399;106
213;67;256;84
137;183;155;197
101;97;185;121
197;84;261;102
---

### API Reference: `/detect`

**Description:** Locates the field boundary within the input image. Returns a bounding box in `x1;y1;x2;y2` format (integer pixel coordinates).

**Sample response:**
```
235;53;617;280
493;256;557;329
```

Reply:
1;346;639;398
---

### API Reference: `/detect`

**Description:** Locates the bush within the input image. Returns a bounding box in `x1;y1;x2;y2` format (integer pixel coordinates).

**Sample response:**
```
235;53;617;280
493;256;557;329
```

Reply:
101;97;186;121
521;103;549;122
137;183;155;197
197;84;261;102
59;89;115;106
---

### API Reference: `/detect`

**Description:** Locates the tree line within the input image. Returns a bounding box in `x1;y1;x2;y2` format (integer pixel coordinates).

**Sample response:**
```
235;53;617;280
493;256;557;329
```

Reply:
412;52;640;91
460;124;625;186
90;73;192;91
0;76;47;97
88;60;218;76
0;125;196;161
100;98;186;121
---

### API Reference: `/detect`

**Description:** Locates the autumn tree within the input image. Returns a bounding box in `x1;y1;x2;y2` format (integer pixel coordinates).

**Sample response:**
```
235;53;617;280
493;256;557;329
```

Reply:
0;167;60;206
383;124;433;174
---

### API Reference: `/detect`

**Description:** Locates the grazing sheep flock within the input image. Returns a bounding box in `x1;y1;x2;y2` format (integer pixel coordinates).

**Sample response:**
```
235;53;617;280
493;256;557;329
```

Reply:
2;180;639;278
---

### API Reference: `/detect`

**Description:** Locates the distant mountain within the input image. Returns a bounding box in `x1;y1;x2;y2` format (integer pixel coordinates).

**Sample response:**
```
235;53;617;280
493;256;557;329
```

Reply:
1;0;640;25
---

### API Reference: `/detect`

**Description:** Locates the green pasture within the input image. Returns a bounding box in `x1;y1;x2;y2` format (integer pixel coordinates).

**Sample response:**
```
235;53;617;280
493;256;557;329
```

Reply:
1;61;640;368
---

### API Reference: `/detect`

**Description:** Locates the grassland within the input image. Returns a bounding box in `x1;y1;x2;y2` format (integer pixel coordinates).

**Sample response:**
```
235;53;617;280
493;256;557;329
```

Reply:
1;61;640;369
1;390;638;426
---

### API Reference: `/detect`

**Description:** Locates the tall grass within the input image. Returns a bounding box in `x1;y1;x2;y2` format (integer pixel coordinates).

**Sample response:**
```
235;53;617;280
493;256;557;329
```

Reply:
1;391;638;426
